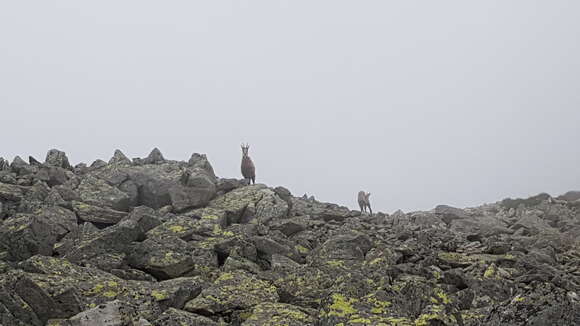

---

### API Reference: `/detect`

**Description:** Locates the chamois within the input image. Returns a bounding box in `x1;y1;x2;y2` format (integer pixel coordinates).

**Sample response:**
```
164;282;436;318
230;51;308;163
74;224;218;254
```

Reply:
241;143;256;185
358;191;372;215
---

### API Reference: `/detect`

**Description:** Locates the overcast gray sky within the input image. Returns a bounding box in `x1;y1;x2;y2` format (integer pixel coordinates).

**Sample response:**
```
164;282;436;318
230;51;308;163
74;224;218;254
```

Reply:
1;1;579;213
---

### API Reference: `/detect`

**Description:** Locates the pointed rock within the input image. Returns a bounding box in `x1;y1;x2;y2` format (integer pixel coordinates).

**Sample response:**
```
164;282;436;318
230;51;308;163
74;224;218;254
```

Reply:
28;156;43;166
144;148;165;164
45;149;71;169
108;149;132;165
188;153;215;177
73;163;89;175
0;157;9;171
89;159;107;169
10;156;33;175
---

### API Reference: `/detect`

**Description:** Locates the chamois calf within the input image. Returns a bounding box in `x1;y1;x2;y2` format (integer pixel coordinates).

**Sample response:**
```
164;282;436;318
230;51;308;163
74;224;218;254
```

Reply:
358;191;372;215
241;143;256;185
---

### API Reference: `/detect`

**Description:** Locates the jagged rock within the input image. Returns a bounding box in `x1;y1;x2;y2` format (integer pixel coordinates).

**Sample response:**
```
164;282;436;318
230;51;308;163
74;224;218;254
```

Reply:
90;159;108;169
184;271;279;314
290;196;352;222
67;300;137;326
77;176;131;212
309;233;372;266
0;170;17;184
557;191;580;202
0;157;9;171
252;236;304;264
74;163;89;175
64;212;153;264
169;170;216;213
0;182;25;202
269;216;308;236
35;166;70;187
125;164;182;209
127;236;197;280
188;153;216;178
73;201;128;224
45;149;72;170
151;308;218;326
435;204;468;225
11;156;34;175
109;150;132;166
223;255;262;274
151;277;205;310
143;148;165;165
216;178;245;195
28;156;42;166
3;148;580;326
0;214;58;261
242;302;315;326
209;185;288;225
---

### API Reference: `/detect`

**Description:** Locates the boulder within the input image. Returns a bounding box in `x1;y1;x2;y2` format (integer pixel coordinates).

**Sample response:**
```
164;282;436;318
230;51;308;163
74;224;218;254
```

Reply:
45;149;72;170
184;271;278;314
77;176;131;212
241;302;315;326
152;308;218;326
188;153;216;178
0;214;58;261
67;300;137;326
108;150;132;166
168;170;216;213
127;236;197;280
143;148;165;165
73;201;128;225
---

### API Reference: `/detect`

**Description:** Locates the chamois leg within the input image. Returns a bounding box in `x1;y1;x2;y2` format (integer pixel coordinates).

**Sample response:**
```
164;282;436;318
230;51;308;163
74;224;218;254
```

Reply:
368;204;372;216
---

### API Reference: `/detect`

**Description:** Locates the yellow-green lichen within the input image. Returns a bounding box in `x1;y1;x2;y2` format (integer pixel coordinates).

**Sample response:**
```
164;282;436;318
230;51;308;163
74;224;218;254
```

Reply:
169;225;185;233
151;290;168;301
295;245;309;254
326;260;345;268
327;293;358;317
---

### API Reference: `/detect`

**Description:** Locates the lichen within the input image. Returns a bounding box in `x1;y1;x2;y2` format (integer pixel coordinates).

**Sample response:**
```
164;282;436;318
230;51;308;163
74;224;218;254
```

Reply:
169;225;185;233
327;293;358;317
151;290;168;301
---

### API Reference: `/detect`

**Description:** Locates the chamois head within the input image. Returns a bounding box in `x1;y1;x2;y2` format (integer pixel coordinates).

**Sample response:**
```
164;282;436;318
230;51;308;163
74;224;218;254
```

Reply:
241;143;250;157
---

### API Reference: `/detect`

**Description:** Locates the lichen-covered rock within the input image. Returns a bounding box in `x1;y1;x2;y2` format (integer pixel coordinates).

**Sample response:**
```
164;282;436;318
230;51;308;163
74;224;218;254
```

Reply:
109;150;132;166
151;276;206;310
0;214;58;261
188;153;216;178
2;149;580;326
67;300;138;326
73;201;128;224
209;185;288;225
242;302;315;326
35;166;70;187
64;215;146;264
0;182;25;202
127;236;197;280
45;149;72;170
151;308;218;326
168;170;216;213
77;176;131;212
184;271;279;315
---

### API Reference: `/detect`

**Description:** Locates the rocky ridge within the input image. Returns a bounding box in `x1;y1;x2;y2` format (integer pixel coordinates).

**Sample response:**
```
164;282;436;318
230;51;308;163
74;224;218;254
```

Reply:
0;149;579;326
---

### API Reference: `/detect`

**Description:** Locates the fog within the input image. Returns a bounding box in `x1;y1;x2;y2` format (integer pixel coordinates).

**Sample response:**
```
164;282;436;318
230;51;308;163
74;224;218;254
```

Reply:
1;1;579;212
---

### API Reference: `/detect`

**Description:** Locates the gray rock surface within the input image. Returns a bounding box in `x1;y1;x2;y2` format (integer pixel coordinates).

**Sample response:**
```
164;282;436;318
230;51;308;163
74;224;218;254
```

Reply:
0;149;579;325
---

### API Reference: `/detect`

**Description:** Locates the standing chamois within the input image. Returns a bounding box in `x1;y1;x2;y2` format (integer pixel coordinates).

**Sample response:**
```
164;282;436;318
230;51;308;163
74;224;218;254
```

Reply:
241;143;256;185
358;191;372;215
